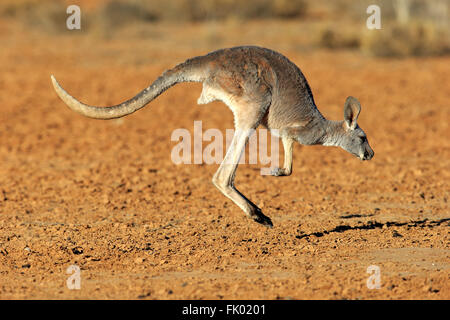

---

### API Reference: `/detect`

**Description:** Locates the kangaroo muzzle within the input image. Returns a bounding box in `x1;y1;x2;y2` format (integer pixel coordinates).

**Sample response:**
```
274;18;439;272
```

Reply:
362;146;374;161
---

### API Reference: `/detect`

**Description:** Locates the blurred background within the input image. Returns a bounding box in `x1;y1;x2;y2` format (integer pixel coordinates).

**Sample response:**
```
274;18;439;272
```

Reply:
1;0;449;58
0;0;449;300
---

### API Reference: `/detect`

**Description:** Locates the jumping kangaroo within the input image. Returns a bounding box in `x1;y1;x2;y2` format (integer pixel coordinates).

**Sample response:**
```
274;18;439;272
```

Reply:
51;46;374;228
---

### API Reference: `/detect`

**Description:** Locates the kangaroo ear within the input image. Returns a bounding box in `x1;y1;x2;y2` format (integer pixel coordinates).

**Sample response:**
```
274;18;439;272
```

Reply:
344;96;361;130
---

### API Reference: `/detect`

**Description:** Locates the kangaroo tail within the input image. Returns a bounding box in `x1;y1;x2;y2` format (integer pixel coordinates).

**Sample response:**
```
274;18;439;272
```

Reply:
51;58;205;120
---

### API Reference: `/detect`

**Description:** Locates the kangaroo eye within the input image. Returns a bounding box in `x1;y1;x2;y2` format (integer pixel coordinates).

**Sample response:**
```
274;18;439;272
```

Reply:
360;137;367;143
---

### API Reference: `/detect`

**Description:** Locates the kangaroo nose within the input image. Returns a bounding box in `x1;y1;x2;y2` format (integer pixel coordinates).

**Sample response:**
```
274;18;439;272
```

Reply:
364;150;374;160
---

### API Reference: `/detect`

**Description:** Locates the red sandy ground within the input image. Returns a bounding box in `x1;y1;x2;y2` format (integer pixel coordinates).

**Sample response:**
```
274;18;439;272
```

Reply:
0;20;449;299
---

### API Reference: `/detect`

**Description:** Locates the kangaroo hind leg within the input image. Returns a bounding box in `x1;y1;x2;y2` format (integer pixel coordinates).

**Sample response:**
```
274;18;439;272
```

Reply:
212;100;273;227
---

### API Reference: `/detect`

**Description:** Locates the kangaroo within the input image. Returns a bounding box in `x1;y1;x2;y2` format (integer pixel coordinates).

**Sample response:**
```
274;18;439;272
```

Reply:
51;46;374;228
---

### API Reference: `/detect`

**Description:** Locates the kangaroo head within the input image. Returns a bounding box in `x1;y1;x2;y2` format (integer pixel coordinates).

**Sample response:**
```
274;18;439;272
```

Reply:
336;96;374;161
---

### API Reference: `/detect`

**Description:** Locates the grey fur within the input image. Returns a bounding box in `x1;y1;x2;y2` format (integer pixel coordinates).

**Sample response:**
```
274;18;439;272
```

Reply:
51;46;374;227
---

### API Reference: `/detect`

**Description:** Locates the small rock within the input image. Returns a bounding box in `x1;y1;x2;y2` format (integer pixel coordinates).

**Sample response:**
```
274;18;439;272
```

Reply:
72;247;84;255
422;285;431;292
102;195;110;204
137;291;151;299
387;284;396;290
392;231;403;237
135;257;145;263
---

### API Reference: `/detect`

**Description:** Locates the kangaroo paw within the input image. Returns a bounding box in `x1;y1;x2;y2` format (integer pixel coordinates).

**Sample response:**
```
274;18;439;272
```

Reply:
251;208;273;228
270;167;290;177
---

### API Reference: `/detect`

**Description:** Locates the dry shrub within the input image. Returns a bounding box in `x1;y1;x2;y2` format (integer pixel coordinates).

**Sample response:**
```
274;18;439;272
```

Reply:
95;0;307;23
317;26;361;49
0;0;308;37
87;0;308;37
91;0;157;36
360;22;450;57
270;0;308;19
1;0;69;34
